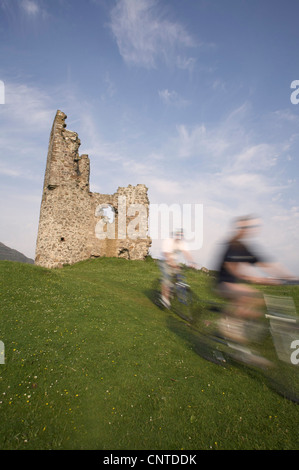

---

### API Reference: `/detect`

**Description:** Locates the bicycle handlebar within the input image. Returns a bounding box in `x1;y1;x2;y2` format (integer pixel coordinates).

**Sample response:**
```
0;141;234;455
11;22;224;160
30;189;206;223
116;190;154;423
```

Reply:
250;277;299;286
275;278;299;286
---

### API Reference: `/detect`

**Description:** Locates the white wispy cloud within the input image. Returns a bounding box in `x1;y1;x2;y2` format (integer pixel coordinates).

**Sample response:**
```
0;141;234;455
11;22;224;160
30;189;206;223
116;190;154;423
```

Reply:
3;82;54;128
174;123;230;159
101;72;117;100
0;80;55;257
158;89;190;108
109;0;196;69
21;0;39;15
0;80;57;187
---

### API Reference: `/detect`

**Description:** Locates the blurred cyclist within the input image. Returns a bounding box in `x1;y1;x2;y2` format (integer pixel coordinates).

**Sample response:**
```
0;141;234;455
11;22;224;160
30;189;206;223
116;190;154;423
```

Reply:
215;215;292;343
160;229;196;309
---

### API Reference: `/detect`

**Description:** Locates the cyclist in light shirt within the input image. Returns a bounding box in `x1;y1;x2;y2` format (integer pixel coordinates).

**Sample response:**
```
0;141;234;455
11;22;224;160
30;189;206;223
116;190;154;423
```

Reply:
160;229;196;308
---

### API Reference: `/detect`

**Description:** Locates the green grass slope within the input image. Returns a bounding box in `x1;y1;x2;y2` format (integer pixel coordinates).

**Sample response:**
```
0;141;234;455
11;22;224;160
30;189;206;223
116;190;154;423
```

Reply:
0;258;298;450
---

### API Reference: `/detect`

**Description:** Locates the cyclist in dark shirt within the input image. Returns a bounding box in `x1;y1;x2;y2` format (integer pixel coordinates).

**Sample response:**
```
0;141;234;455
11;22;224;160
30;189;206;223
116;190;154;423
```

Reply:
215;215;291;343
218;239;263;285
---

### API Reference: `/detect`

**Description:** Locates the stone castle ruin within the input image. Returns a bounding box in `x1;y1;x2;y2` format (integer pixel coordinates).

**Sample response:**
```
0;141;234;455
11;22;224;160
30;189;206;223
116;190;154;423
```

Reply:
35;110;151;268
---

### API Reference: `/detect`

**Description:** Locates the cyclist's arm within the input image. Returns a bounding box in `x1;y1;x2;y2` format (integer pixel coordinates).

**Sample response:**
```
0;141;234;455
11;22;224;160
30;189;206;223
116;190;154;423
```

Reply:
182;249;196;268
184;251;193;263
256;261;295;280
223;261;266;284
229;261;284;285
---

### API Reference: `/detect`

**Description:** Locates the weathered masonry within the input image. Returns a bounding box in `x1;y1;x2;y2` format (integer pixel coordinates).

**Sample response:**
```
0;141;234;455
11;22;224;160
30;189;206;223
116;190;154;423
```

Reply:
35;110;151;268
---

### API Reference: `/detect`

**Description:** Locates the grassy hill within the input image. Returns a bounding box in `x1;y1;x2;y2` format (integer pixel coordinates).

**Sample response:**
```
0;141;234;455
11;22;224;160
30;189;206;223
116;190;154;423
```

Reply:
0;257;299;450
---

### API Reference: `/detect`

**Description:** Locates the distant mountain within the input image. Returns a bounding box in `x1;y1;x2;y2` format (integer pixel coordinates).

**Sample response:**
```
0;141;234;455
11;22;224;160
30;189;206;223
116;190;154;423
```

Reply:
0;242;34;264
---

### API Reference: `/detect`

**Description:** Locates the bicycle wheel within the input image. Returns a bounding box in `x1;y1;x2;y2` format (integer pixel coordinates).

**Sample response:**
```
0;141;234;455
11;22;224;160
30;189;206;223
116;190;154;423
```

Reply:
149;278;164;309
171;283;194;322
192;330;229;366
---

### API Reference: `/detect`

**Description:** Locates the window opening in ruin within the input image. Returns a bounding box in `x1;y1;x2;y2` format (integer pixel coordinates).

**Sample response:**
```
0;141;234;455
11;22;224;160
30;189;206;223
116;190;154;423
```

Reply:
95;205;115;224
118;247;130;259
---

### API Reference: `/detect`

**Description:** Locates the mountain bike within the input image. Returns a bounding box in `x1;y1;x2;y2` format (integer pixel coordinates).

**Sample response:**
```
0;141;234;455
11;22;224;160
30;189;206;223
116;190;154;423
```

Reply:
191;279;299;403
153;261;198;323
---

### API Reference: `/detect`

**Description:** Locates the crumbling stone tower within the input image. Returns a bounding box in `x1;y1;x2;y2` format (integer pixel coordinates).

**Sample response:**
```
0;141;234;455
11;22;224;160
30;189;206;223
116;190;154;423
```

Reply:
35;110;151;268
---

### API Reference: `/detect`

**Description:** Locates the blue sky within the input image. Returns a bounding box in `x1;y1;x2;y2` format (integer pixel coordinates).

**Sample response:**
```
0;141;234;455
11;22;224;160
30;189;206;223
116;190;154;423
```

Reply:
0;0;299;274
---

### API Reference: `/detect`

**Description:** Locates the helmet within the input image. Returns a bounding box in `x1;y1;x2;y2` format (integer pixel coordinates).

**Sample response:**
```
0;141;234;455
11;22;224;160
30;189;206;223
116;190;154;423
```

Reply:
173;228;184;239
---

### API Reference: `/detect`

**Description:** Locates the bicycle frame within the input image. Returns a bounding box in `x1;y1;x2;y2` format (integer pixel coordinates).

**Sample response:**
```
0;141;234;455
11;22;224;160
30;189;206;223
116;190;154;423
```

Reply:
171;269;189;301
155;261;195;322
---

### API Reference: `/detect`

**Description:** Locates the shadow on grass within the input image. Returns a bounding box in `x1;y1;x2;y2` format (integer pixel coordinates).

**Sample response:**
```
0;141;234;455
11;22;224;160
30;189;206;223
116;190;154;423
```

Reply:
165;313;275;392
166;313;227;365
143;280;162;308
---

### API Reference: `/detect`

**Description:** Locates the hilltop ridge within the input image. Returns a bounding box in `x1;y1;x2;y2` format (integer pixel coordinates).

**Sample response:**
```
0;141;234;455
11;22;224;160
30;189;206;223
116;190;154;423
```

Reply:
0;242;34;264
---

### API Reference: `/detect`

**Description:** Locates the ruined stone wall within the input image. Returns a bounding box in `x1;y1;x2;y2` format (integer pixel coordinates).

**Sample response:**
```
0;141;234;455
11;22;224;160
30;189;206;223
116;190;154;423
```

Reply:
35;111;151;268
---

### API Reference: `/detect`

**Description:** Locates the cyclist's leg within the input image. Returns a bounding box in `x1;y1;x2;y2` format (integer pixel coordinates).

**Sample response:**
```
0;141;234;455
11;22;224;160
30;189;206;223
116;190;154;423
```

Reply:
234;284;264;319
216;282;263;343
219;282;263;318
